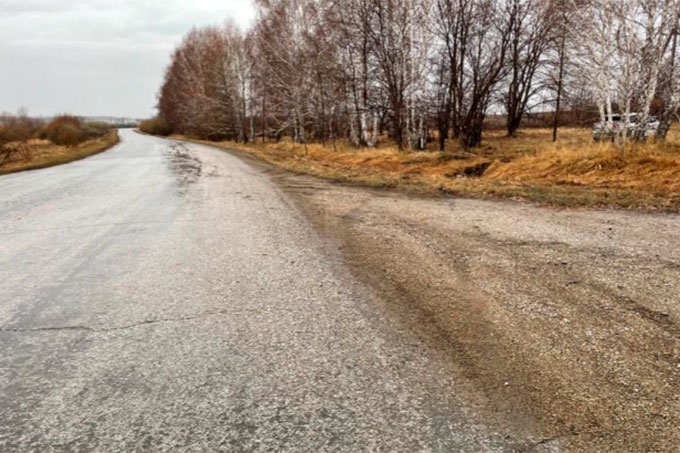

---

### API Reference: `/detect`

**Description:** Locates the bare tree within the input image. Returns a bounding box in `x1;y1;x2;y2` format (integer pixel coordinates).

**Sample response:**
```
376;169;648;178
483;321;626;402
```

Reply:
155;0;680;151
571;0;679;143
434;0;513;149
656;5;680;141
252;0;322;143
368;0;431;150
504;0;552;137
547;2;574;142
328;0;380;146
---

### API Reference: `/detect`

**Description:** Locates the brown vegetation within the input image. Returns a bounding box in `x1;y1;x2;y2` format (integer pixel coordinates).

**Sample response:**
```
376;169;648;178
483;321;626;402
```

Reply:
147;0;680;210
176;125;680;211
0;112;43;166
0;132;119;176
139;117;172;136
0;113;119;175
38;115;111;147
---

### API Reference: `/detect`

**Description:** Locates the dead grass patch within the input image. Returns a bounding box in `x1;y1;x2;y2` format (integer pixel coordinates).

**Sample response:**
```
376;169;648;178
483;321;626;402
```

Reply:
175;125;680;211
0;131;119;176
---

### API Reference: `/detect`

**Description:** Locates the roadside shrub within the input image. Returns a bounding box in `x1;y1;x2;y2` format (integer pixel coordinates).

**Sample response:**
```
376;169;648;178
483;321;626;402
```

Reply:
0;112;42;145
54;124;82;147
0;113;41;165
40;116;83;146
80;121;112;141
39;115;110;147
139;117;172;136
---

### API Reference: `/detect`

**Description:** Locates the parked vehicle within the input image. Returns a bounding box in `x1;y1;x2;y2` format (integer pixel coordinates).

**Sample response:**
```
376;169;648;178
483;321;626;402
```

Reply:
592;113;659;141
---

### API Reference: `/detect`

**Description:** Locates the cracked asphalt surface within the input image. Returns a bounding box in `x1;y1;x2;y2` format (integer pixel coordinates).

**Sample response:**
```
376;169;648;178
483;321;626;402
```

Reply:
0;130;555;452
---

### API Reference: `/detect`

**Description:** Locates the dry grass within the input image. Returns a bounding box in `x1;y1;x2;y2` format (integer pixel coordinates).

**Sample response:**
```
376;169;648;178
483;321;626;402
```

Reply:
0;131;119;176
176;125;680;211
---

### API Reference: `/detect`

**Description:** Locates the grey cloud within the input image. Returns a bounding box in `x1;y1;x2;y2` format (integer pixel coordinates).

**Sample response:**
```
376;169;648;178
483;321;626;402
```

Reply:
0;0;255;117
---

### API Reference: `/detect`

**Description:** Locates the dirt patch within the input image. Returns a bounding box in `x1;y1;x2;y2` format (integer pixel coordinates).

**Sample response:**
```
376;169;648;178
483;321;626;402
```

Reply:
272;171;680;452
446;161;492;178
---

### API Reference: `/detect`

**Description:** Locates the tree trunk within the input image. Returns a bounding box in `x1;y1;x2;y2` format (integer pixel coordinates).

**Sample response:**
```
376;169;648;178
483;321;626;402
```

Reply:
657;13;679;142
507;115;522;137
261;96;266;144
460;119;483;148
552;33;566;142
438;116;449;152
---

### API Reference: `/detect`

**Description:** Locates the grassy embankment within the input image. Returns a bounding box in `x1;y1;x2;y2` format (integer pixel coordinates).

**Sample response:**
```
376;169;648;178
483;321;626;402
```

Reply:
0;131;119;176
159;125;680;211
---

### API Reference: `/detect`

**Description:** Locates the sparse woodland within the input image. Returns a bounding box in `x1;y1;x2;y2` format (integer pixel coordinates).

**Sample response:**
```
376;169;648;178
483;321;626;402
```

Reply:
155;0;680;150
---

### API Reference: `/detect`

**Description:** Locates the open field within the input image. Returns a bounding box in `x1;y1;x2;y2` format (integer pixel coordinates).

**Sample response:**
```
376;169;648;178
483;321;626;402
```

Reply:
172;126;680;211
0;130;119;176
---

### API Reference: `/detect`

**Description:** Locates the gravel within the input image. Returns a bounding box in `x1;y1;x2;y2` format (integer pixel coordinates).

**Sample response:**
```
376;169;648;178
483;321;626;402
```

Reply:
279;167;680;452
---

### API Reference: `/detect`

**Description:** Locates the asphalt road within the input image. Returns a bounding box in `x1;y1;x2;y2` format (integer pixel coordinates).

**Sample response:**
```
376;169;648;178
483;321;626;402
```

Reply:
0;130;547;452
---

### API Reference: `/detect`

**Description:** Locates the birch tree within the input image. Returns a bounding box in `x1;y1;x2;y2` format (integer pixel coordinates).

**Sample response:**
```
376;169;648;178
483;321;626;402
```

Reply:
655;4;680;141
252;0;321;143
155;0;680;149
369;0;431;150
328;0;380;146
572;0;679;143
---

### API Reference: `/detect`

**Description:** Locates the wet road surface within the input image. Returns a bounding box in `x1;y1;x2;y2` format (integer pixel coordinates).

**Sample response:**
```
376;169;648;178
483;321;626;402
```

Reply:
0;130;548;452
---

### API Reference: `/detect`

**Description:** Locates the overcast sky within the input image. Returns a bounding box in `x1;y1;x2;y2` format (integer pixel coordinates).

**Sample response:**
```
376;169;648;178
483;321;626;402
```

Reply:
0;0;256;118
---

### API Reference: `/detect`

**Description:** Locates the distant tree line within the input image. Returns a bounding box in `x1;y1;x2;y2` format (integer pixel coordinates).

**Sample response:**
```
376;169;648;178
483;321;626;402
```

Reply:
156;0;680;149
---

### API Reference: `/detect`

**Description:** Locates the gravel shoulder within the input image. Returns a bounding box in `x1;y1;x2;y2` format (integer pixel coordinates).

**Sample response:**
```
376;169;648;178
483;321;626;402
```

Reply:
253;155;680;452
